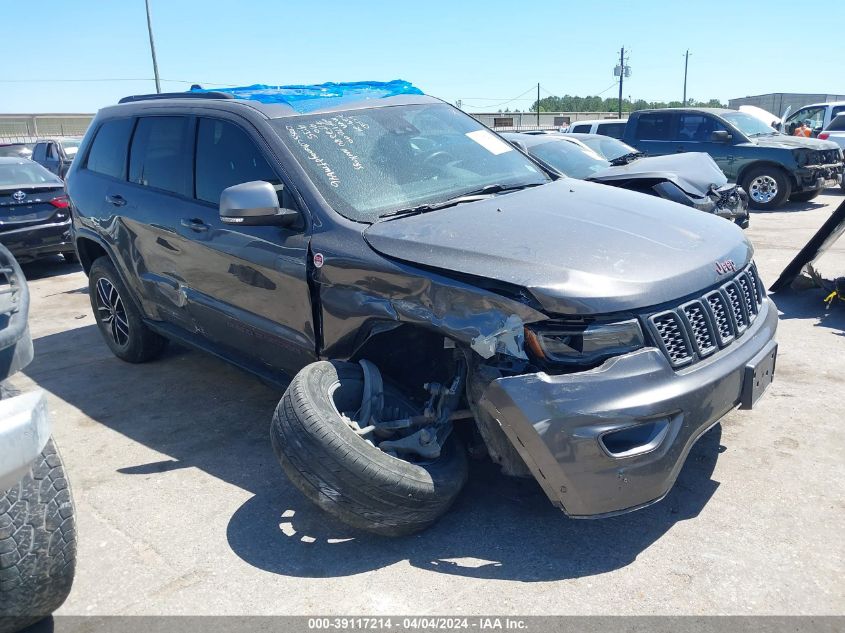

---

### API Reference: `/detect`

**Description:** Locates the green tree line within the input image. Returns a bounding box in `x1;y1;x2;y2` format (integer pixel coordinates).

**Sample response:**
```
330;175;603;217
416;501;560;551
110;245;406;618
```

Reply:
499;95;726;113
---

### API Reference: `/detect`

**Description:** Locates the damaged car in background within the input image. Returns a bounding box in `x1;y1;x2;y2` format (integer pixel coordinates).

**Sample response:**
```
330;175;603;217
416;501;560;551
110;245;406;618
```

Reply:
66;81;778;536
504;132;749;227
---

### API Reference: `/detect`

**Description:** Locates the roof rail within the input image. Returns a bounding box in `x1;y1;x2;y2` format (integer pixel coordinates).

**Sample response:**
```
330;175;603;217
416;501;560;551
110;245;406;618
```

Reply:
118;91;234;104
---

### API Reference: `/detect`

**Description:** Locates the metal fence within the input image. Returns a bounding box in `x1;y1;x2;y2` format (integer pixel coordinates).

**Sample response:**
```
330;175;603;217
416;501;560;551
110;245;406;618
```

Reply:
0;114;94;143
469;111;621;131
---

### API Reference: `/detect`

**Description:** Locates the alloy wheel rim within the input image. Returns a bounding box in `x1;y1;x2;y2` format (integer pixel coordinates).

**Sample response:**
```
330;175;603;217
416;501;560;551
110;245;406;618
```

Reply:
749;175;778;204
95;278;130;347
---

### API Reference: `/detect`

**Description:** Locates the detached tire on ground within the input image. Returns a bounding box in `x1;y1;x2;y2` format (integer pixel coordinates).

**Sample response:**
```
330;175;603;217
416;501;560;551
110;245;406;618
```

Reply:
271;361;468;536
742;166;791;210
88;257;167;363
0;438;76;631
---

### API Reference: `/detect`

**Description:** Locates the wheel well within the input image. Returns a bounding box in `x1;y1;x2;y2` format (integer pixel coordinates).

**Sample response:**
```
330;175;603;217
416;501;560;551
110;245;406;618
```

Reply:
349;323;459;403
75;237;108;275
737;161;795;189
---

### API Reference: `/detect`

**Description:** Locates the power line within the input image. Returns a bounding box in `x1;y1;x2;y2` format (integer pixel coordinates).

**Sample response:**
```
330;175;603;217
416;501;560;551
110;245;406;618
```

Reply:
0;78;236;85
460;86;537;109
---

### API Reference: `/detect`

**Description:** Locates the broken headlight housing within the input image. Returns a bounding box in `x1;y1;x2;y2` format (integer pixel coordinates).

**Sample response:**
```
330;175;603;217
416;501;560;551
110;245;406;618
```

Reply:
524;319;644;367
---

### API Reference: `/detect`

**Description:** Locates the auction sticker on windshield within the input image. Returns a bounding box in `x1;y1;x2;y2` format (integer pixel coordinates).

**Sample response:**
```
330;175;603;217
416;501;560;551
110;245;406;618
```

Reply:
465;130;513;155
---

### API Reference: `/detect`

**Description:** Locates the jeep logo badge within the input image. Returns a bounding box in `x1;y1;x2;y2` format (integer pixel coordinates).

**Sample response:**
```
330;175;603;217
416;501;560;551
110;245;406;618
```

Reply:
12;190;26;202
715;259;737;275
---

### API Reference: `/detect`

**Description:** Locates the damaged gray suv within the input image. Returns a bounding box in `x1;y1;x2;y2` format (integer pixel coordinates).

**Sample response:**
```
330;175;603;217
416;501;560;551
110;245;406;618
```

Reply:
66;83;778;535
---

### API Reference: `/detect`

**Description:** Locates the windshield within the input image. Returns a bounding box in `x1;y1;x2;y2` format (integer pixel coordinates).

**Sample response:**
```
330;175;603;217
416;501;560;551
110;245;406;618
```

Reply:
270;104;549;222
526;139;610;179
0;161;61;186
722;112;779;137
0;144;33;158
577;136;637;161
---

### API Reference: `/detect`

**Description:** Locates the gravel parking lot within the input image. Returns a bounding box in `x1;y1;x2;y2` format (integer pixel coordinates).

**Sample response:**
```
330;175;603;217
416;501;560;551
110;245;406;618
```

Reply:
10;190;845;616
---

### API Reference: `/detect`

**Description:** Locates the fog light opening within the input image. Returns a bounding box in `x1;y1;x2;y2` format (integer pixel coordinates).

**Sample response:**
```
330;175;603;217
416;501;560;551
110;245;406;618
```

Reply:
600;419;670;458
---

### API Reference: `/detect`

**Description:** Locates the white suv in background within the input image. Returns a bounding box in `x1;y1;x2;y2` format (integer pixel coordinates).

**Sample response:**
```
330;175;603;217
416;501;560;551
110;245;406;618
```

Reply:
565;118;627;138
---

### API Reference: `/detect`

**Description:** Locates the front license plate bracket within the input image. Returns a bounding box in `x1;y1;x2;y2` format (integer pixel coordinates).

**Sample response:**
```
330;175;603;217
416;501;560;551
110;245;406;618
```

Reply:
740;341;777;409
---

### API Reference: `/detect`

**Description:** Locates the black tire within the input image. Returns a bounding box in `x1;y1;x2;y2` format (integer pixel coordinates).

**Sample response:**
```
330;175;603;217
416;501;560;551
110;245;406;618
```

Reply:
61;252;78;265
742;166;791;210
271;361;468;536
0;438;76;631
788;189;822;203
88;257;166;363
735;216;750;230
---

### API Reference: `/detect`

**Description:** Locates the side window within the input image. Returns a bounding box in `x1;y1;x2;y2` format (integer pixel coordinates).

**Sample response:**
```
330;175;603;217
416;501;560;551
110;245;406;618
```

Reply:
676;114;727;142
129;116;192;196
32;143;46;162
597;122;626;139
195;118;279;205
85;118;135;179
786;107;824;133
634;113;673;141
46;143;57;159
571;124;591;133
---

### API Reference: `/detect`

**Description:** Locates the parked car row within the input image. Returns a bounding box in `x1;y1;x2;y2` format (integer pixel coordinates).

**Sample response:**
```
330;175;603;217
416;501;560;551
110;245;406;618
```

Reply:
58;82;778;539
503;132;749;227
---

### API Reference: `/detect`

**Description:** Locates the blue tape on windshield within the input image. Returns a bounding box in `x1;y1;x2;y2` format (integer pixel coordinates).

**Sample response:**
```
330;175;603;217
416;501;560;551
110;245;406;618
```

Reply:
191;80;424;113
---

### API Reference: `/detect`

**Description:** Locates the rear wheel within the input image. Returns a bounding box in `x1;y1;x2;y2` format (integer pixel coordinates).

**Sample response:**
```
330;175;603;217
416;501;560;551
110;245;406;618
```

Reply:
271;361;468;536
742;166;791;210
88;257;167;363
788;189;822;203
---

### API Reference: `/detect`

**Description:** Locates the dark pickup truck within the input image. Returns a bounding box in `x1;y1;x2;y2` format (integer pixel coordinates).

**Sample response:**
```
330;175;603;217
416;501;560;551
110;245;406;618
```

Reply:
622;108;843;209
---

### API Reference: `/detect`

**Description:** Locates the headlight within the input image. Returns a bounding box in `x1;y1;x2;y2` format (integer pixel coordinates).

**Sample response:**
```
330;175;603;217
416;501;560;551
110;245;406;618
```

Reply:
524;319;645;366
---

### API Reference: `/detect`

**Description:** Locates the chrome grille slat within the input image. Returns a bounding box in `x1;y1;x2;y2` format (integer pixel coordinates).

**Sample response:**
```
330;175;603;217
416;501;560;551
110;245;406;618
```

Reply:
649;263;763;370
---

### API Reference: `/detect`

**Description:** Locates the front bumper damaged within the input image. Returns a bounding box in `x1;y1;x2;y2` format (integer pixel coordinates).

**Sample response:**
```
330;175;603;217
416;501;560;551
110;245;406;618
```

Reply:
479;298;777;518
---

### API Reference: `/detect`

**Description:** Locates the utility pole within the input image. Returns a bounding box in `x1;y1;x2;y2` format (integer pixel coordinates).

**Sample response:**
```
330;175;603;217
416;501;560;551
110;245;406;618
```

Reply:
682;49;690;106
537;83;540;127
145;0;161;93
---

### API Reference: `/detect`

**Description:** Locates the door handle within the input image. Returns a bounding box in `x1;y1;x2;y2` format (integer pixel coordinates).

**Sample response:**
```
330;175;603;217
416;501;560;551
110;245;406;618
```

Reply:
105;194;126;207
180;218;209;232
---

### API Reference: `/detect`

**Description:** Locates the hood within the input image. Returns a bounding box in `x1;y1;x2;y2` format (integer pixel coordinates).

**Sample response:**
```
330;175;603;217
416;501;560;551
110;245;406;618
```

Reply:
587;152;726;198
746;134;841;151
364;180;752;315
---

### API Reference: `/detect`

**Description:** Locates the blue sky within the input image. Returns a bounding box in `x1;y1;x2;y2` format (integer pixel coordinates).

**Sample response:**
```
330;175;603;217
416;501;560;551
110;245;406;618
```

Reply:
2;0;842;113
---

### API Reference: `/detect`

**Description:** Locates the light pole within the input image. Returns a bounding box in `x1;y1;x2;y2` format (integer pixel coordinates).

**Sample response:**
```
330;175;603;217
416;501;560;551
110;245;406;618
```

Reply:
613;48;631;118
682;50;690;106
145;0;161;93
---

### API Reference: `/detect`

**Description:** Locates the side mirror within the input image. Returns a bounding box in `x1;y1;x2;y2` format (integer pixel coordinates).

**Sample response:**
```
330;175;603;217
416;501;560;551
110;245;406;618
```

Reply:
710;130;732;143
219;181;299;227
510;140;528;153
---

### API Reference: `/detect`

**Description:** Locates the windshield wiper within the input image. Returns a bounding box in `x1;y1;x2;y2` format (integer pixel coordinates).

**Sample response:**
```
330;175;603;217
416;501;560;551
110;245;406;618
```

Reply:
609;151;644;166
377;182;543;220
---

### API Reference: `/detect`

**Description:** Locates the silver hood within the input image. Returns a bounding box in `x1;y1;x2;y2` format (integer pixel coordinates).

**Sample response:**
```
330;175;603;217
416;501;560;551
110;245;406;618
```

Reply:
364;180;753;315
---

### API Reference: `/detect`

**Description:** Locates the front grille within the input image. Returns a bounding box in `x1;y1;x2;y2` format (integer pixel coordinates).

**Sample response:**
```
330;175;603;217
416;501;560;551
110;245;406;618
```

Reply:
648;263;765;369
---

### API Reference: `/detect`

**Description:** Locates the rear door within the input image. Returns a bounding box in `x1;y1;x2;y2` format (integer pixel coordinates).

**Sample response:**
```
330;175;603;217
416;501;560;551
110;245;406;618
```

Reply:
673;112;736;178
628;111;677;156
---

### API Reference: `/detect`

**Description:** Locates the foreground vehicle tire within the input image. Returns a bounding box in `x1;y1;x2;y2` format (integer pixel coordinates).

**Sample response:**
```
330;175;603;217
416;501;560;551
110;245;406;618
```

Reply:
0;438;76;631
742;166;791;210
271;361;468;536
88;257;167;363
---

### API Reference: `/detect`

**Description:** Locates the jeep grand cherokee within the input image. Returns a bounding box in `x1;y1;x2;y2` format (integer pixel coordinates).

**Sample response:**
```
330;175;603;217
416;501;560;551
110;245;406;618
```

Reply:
65;81;778;535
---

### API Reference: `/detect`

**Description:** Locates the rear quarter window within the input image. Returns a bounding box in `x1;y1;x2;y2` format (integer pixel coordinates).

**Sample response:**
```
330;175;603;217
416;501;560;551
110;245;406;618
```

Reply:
570;124;591;133
86;118;135;179
596;122;626;138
